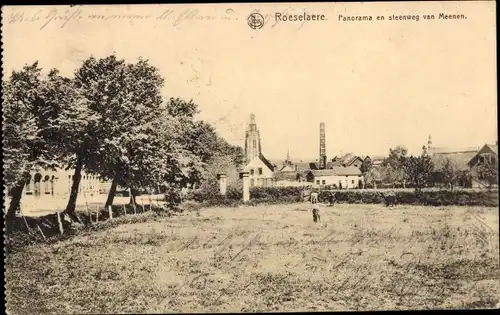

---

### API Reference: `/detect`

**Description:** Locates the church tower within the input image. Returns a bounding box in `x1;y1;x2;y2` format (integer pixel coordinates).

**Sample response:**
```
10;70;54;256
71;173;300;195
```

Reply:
245;113;262;164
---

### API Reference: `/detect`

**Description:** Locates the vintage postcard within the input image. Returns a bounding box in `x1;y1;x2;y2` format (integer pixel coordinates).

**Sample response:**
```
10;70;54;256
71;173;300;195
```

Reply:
2;2;498;313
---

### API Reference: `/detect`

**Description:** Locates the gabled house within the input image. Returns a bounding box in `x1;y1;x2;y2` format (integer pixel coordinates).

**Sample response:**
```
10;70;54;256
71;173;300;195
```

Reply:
329;153;364;168
468;143;498;187
243;153;275;187
427;146;479;187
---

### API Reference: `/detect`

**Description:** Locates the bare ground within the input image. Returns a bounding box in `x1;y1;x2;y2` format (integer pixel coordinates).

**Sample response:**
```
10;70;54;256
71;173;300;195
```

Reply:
5;203;500;314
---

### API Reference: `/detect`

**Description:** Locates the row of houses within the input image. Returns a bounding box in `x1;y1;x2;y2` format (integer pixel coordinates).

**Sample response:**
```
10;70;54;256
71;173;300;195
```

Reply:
242;114;366;189
241;114;498;189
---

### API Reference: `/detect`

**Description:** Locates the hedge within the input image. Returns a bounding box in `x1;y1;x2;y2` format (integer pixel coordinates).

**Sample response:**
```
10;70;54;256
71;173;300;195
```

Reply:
189;186;499;207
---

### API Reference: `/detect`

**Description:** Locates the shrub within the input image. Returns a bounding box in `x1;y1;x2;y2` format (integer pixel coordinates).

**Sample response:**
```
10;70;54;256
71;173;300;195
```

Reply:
187;186;498;208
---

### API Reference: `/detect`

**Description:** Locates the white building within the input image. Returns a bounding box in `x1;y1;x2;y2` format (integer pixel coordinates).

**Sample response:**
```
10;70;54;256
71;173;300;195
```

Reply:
306;167;363;189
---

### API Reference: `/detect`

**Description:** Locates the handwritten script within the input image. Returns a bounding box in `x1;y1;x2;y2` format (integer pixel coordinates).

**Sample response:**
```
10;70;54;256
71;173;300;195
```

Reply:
7;6;241;30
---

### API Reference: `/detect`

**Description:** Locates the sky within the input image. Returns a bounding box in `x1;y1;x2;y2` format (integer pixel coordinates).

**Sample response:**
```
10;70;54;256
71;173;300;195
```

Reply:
2;2;497;161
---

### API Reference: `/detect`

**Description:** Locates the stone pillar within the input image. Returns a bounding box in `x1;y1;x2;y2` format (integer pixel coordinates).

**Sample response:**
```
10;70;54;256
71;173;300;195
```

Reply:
239;172;250;202
217;173;227;195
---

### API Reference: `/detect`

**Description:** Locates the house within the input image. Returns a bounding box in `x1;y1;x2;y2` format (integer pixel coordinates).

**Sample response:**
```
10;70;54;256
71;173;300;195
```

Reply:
468;143;498;187
243;153;275;187
305;166;363;189
424;135;481;187
274;170;304;187
243;114;275;187
364;155;385;167
328;153;364;168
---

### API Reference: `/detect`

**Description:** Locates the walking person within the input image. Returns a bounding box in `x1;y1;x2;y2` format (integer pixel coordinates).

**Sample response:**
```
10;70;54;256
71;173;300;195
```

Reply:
312;199;320;223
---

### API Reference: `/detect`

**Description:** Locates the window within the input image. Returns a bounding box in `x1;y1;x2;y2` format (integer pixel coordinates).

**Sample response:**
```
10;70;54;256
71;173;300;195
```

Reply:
258;168;263;175
352;180;355;184
253;140;256;149
250;179;255;187
322;180;326;185
250;169;254;175
316;180;320;184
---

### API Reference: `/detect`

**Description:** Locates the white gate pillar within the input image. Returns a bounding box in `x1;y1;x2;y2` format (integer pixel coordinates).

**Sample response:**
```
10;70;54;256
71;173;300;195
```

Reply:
239;172;250;202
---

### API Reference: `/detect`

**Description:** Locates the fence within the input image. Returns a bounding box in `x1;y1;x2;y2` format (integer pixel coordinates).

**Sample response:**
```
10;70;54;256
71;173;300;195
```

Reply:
6;192;169;244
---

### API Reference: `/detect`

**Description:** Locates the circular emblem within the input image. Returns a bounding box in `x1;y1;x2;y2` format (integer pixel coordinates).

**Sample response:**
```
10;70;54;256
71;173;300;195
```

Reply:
247;13;264;30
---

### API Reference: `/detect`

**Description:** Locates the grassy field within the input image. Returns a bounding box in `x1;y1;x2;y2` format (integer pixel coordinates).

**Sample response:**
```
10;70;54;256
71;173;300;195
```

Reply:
5;203;500;313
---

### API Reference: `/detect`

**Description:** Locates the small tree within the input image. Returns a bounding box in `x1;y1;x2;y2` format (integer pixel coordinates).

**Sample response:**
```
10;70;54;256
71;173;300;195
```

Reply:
403;155;433;193
360;158;372;174
383;146;409;188
441;157;461;191
364;167;382;189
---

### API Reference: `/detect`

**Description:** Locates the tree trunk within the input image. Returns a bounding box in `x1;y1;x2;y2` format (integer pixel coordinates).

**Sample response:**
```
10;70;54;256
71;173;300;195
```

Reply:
105;177;119;207
5;182;25;236
64;155;84;216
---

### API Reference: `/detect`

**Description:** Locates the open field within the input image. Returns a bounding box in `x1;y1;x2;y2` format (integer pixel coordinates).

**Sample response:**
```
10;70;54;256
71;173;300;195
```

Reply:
5;203;500;313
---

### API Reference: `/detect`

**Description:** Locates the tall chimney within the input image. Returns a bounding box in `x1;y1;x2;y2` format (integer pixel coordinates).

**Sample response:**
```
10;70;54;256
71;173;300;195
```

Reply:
319;122;326;169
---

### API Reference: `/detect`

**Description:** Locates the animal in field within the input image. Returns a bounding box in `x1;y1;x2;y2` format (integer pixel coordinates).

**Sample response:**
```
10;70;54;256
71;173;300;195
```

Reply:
384;193;397;207
327;191;337;206
312;203;321;223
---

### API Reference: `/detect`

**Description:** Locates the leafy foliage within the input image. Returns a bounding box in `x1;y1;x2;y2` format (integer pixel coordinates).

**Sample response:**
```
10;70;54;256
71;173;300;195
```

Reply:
440;157;463;191
477;154;499;189
381;145;409;187
403;155;433;192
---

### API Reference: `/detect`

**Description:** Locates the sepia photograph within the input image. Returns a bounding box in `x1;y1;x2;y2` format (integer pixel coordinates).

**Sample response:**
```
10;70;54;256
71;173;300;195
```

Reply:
2;2;498;313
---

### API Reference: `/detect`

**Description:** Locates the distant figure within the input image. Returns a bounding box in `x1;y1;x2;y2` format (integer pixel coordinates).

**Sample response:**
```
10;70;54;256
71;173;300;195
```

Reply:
328;191;337;207
310;192;319;204
312;202;321;223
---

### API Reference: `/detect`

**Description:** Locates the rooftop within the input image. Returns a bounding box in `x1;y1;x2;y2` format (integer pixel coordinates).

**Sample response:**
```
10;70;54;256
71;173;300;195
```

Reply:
310;166;362;177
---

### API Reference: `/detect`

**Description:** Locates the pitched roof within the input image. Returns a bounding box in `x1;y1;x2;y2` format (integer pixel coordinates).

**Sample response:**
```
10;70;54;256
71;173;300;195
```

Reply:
429;146;480;154
485;144;498;155
259;153;275;172
431;151;477;171
467;144;498;167
366;155;386;161
274;171;299;181
309;166;362;177
294;162;318;172
279;164;295;172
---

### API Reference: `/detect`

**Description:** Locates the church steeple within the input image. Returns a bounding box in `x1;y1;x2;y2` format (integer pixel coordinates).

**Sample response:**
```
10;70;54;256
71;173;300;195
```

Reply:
245;113;261;163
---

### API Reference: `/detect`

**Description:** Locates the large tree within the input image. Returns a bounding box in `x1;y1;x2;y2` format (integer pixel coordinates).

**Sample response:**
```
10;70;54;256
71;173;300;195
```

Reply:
3;64;43;232
2;63;69;232
71;55;168;208
165;98;244;189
